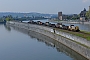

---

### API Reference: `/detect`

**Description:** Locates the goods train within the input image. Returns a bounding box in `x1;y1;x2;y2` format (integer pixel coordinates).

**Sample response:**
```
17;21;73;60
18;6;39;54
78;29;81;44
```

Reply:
28;20;80;32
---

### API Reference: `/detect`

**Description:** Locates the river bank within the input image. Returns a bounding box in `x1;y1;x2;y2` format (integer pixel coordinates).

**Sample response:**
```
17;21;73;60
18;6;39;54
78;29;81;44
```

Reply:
11;25;88;60
6;21;90;59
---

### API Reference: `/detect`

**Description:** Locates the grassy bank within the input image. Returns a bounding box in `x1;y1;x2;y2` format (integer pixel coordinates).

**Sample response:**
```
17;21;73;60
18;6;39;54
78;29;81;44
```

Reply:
49;20;90;41
56;28;90;41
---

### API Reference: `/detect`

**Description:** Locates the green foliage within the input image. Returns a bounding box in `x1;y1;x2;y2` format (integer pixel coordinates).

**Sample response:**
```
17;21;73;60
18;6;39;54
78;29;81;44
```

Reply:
67;16;70;19
57;28;90;41
6;17;10;21
5;15;13;21
86;10;90;19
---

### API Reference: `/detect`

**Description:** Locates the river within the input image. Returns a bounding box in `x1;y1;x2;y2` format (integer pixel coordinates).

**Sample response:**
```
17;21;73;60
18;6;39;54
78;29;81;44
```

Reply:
0;24;88;60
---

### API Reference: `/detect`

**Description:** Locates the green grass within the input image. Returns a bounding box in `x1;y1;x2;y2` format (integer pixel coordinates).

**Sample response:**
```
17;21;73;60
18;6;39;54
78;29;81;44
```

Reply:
81;30;90;34
55;28;90;41
75;33;90;40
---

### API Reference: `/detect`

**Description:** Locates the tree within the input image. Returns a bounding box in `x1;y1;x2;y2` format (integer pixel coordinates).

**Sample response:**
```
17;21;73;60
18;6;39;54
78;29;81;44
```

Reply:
6;17;10;21
86;10;90;19
5;15;13;21
67;16;70;20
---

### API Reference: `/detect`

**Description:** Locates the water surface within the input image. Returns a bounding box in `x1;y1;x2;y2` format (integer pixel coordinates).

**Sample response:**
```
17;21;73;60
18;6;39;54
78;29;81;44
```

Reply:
0;24;88;60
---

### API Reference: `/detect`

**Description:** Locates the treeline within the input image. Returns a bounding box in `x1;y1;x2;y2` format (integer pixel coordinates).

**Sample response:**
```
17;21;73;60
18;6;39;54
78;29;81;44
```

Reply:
0;15;48;21
86;10;90;19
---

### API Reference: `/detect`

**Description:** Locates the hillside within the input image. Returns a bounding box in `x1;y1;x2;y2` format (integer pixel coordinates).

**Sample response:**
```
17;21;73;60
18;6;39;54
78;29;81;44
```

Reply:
0;12;57;18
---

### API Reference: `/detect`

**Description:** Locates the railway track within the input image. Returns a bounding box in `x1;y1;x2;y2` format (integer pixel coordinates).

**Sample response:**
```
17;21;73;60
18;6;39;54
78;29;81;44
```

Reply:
27;20;90;40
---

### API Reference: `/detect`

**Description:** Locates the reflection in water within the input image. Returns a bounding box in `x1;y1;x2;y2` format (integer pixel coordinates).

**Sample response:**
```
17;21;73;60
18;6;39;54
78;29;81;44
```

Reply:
4;25;11;31
10;26;88;60
0;24;11;32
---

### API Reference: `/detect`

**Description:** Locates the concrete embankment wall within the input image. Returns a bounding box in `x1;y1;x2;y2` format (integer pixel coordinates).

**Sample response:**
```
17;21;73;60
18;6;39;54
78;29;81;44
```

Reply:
7;21;90;60
12;26;88;60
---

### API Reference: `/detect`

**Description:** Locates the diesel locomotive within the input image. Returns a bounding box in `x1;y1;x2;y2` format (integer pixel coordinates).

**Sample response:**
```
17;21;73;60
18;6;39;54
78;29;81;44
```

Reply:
28;21;80;32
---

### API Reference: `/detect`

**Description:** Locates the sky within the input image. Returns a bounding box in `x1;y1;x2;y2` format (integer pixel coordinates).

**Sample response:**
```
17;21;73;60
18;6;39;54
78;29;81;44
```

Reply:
0;0;90;14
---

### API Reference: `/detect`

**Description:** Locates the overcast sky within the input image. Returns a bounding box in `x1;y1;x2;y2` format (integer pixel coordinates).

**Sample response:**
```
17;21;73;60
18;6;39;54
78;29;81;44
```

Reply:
0;0;90;14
